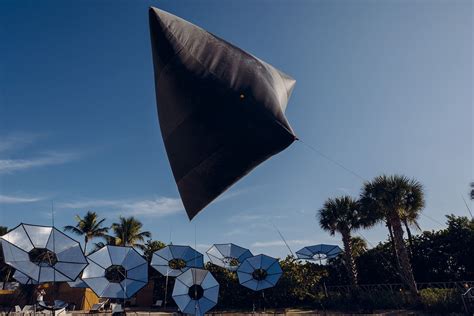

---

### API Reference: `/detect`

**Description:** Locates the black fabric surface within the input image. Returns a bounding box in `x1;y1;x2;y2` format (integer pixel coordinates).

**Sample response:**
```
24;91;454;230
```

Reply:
149;7;297;219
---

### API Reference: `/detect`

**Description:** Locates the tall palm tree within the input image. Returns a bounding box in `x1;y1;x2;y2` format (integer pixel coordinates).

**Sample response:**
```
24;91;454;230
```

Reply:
359;174;424;294
318;196;377;286
470;182;474;200
400;207;422;258
64;211;109;254
110;216;151;247
385;220;400;268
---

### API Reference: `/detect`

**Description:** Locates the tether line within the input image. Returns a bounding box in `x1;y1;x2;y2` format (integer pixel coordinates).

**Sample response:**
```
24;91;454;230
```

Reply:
299;139;446;229
298;139;367;182
461;194;473;219
271;222;294;257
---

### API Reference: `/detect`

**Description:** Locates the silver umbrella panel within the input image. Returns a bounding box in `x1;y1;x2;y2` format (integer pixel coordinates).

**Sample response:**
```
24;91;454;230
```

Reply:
82;245;148;299
151;245;204;277
206;243;253;271
67;279;89;288
237;254;282;291
1;224;88;283
172;268;219;316
13;270;38;285
296;244;342;261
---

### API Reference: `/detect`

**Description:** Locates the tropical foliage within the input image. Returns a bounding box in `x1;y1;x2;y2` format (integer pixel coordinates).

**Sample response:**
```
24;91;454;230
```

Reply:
142;239;166;262
0;176;472;313
326;214;474;285
359;175;424;294
197;215;472;312
63;211;108;254
110;216;151;248
318;196;376;286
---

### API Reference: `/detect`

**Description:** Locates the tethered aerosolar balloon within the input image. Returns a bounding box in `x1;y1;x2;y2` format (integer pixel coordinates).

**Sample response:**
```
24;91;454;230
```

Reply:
149;7;297;219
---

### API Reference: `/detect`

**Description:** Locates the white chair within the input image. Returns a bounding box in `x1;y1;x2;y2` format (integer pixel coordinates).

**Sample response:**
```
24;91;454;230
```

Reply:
152;300;163;308
22;305;35;315
53;301;68;316
37;301;68;316
14;305;22;315
111;303;124;315
89;298;108;313
53;308;66;316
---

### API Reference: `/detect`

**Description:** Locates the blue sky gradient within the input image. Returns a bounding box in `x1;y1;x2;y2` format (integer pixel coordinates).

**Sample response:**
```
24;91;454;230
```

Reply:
0;0;472;257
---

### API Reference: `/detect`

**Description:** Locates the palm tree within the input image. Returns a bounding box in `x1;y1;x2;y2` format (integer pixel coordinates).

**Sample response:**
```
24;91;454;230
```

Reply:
91;235;118;253
141;239;166;262
110;216;151;248
318;196;377;286
360;174;424;294
470;182;474;200
350;236;368;258
385;220;400;268
64;211;109;254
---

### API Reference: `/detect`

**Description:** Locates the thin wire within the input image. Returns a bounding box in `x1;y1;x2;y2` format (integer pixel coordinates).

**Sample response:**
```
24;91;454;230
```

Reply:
271;222;294;257
169;224;173;245
194;223;199;315
51;201;55;227
298;139;367;182
420;213;445;228
299;139;447;229
461;194;473;219
299;138;454;289
52;201;56;303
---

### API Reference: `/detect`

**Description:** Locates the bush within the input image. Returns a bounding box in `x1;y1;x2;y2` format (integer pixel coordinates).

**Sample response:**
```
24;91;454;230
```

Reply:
419;288;463;313
320;287;464;313
322;289;409;312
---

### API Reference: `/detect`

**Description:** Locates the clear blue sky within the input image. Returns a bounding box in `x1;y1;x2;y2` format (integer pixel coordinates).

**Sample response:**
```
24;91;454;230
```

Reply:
0;0;472;258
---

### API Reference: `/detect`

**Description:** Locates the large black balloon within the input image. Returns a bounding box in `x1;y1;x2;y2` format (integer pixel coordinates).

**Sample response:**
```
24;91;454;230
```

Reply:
149;7;297;219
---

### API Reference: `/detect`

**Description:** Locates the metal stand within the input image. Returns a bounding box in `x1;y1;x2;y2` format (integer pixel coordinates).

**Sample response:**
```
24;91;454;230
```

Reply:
164;273;169;309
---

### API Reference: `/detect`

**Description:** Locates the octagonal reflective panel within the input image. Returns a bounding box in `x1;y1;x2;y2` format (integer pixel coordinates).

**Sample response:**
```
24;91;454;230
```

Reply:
296;244;342;261
13;270;38;285
67;278;88;288
0;224;88;283
237;254;282;291
206;243;252;271
151;245;203;277
172;268;219;316
82;245;148;299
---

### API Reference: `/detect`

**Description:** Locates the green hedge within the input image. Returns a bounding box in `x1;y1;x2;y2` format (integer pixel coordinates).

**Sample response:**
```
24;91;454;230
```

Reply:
320;288;464;313
419;288;463;313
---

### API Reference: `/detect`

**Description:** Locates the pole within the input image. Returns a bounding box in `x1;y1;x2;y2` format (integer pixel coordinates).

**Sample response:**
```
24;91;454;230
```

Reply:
52;201;56;314
320;257;328;298
164;272;169;308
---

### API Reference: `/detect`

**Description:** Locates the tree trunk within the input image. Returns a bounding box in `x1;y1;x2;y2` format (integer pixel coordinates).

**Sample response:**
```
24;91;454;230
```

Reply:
84;236;88;255
389;211;418;294
2;267;12;289
403;219;414;259
386;221;401;269
341;230;358;287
